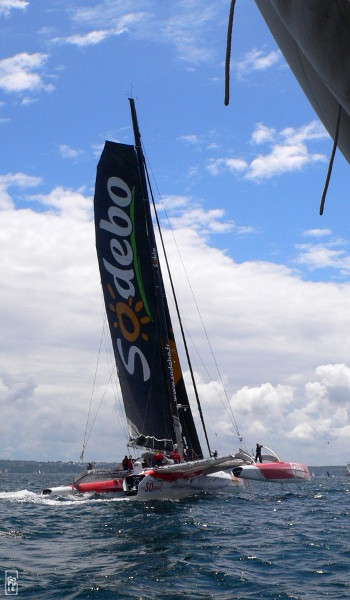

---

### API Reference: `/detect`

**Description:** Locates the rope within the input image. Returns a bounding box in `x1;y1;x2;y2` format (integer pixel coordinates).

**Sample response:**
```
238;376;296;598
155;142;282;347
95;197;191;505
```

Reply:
225;0;236;106
320;104;342;215
142;147;245;450
144;161;212;457
80;317;106;462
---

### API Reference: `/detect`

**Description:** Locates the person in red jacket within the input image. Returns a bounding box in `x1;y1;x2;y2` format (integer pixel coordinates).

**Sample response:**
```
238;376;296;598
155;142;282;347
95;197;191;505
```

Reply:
171;445;181;464
154;451;165;467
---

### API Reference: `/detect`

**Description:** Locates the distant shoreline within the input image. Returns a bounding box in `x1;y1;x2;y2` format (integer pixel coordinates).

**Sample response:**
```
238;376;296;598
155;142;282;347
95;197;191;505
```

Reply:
0;460;117;474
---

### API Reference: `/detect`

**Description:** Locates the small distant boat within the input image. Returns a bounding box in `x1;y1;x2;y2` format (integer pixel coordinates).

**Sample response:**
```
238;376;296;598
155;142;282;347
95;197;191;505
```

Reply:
346;463;350;476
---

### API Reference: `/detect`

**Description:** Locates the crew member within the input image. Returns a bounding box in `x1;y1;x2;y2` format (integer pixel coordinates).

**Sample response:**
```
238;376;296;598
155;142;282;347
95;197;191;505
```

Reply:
255;443;263;463
122;455;129;470
171;445;181;464
154;450;165;467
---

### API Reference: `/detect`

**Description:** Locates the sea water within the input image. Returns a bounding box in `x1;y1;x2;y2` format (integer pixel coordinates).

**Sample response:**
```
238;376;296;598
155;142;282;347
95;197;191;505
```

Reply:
0;469;349;599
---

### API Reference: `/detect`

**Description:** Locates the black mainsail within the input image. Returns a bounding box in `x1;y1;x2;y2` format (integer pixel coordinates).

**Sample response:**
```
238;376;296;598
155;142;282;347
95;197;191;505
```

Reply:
94;100;203;459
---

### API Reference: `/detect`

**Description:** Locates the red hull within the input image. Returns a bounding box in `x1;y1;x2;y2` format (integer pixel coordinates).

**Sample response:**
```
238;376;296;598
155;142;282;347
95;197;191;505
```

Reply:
74;479;124;493
256;462;310;481
232;461;310;482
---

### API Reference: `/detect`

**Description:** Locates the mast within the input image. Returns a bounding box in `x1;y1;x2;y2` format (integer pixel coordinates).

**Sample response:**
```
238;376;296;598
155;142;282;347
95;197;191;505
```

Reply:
129;98;184;459
146;170;212;456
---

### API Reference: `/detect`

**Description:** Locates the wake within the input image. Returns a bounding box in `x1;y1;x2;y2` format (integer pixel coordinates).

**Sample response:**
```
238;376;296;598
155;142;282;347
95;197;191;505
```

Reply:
0;489;128;505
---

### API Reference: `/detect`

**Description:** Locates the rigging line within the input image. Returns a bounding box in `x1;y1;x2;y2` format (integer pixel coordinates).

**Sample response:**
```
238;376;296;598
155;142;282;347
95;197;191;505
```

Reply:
143;148;244;448
183;322;246;450
102;325;129;440
84;369;114;449
80;314;107;461
224;0;237;106
166;285;244;447
144;162;212;457
320;104;342;215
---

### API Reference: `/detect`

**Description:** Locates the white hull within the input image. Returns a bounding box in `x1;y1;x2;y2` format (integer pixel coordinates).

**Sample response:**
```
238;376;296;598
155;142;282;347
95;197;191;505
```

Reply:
43;484;79;496
131;470;244;501
43;473;243;500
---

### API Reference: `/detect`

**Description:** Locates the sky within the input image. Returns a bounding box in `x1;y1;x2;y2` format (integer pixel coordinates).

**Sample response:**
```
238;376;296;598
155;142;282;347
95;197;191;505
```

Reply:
1;0;350;467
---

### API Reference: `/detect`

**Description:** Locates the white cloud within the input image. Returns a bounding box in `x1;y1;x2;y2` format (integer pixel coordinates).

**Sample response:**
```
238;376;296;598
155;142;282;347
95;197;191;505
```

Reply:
295;240;350;273
0;183;106;460
235;48;281;77
29;186;92;221
158;194;190;210
303;229;332;238
234;382;294;415
207;157;247;176
315;363;350;390
247;142;322;180
168;207;235;234
0;53;53;94
53;29;123;48
158;194;251;236
251;123;276;145
207;121;328;181
280;121;328;144
0;172;42;209
0;0;28;17
2;179;350;463
59;144;84;159
226;363;350;462
246;121;328;180
179;134;201;145
71;1;224;65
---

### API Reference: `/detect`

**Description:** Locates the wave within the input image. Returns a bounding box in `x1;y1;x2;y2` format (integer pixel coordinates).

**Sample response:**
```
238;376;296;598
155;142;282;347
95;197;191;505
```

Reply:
0;488;128;505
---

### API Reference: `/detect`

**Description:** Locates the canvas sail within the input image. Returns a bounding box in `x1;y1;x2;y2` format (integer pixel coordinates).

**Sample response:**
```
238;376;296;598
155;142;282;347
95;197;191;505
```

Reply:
94;140;203;458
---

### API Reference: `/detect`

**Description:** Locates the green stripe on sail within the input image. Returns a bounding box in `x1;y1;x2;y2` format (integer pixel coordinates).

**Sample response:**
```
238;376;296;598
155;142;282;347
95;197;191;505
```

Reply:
130;187;153;321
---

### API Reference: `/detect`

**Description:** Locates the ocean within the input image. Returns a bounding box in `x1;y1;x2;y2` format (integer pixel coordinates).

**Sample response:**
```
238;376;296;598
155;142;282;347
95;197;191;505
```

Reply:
0;468;349;599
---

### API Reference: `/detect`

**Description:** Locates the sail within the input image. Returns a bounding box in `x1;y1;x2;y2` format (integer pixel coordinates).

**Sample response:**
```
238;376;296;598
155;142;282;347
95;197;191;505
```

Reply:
164;305;203;460
255;0;350;165
94;140;203;458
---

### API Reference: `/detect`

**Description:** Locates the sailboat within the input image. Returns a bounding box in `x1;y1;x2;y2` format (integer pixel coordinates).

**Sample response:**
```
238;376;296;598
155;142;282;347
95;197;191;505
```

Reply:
43;99;310;500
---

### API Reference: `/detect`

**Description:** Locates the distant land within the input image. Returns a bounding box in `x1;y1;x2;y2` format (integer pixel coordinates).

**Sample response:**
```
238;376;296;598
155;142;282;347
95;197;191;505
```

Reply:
0;460;116;474
0;460;348;477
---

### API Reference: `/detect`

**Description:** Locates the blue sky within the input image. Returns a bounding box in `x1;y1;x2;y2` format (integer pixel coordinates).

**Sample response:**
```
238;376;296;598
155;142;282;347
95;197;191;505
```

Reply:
1;0;350;466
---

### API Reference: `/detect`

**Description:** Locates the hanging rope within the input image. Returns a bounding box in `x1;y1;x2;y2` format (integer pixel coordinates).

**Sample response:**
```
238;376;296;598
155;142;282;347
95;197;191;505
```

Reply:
320;104;342;215
225;0;236;106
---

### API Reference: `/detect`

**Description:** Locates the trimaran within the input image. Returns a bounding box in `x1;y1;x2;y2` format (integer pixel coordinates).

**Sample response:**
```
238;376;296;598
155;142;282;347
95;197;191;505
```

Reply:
43;99;310;500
